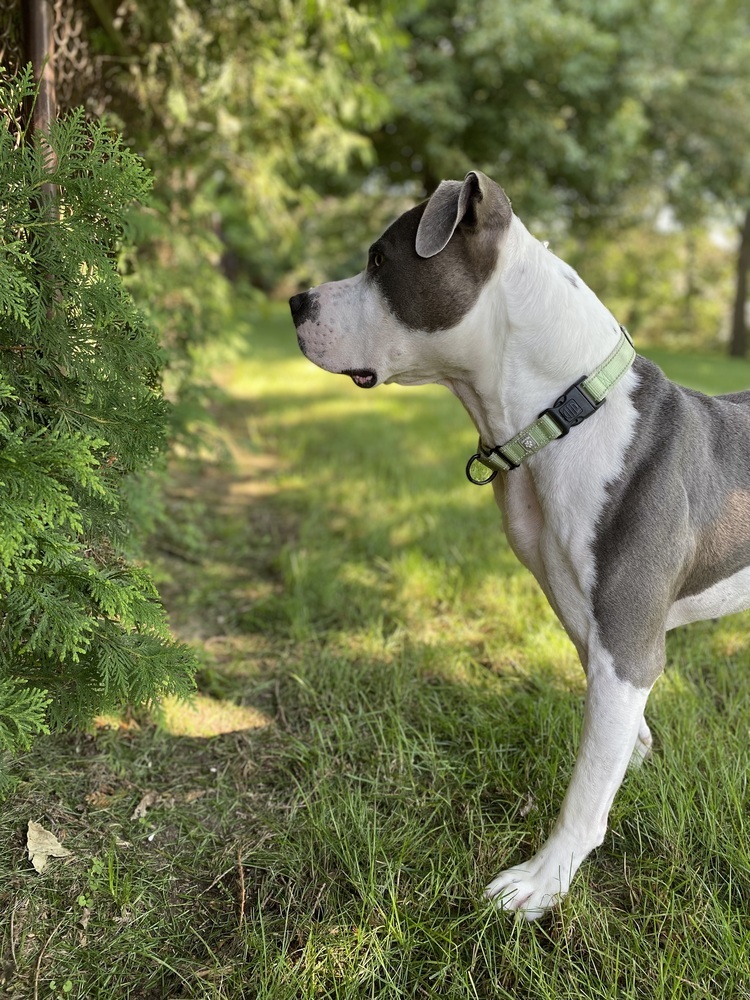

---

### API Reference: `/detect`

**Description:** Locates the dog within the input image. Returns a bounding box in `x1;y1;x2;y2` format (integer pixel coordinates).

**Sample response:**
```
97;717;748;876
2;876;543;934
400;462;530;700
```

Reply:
289;170;750;920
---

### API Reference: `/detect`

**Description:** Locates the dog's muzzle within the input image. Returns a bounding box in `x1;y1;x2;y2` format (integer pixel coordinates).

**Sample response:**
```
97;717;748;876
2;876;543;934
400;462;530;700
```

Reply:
289;290;379;388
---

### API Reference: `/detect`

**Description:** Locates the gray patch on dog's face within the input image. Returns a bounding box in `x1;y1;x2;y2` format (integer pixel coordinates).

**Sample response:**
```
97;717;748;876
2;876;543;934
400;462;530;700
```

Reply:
290;171;512;385
592;356;750;687
366;177;512;333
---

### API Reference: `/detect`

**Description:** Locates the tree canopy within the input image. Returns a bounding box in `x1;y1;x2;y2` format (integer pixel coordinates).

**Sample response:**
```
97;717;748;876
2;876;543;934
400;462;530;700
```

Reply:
375;0;750;224
14;0;746;333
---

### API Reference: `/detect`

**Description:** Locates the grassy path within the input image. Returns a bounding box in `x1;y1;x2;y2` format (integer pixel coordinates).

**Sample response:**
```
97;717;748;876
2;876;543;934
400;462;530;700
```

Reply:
3;308;750;998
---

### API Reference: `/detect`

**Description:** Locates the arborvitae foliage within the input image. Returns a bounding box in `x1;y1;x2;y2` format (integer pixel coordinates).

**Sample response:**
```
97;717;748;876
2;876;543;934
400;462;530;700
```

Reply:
0;67;195;763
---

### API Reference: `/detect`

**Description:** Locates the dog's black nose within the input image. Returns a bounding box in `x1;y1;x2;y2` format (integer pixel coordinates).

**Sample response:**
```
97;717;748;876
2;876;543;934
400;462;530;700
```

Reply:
289;292;306;323
289;290;318;326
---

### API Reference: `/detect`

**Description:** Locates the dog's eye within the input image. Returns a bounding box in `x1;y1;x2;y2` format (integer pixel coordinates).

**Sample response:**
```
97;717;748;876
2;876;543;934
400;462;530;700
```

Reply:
371;251;385;268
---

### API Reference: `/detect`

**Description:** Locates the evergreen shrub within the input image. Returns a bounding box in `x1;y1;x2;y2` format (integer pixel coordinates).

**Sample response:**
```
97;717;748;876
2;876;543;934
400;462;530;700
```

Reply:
0;68;195;765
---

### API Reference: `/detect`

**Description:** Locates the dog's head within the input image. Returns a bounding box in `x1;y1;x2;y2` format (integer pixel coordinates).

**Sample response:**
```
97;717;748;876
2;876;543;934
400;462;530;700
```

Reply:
290;171;513;389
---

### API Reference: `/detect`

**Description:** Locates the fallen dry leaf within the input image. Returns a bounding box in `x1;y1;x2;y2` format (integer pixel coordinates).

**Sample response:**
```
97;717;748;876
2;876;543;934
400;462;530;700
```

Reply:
85;790;114;809
130;788;203;820
27;821;72;874
130;791;158;820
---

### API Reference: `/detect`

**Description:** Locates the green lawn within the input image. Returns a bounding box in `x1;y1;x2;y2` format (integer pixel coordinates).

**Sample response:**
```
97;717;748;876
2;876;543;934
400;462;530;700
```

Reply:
3;307;750;998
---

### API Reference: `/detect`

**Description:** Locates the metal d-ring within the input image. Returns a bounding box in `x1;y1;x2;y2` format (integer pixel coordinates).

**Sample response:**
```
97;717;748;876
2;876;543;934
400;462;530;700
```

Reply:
465;453;498;486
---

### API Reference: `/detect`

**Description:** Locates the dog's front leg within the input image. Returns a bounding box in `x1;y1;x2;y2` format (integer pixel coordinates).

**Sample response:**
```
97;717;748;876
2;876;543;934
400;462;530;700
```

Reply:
486;657;652;920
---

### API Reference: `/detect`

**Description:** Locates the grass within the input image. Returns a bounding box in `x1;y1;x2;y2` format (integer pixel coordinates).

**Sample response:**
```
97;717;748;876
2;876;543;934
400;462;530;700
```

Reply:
3;305;750;998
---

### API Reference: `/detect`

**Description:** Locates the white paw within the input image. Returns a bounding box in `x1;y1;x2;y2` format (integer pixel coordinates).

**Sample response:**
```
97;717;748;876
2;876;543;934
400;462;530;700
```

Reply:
485;840;583;921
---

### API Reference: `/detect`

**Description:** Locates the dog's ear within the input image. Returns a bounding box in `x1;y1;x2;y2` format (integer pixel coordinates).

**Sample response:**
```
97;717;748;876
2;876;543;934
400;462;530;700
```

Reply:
415;171;508;259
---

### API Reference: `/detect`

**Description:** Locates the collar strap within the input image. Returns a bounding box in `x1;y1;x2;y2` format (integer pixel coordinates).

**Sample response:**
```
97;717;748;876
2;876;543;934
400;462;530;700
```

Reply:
466;326;636;485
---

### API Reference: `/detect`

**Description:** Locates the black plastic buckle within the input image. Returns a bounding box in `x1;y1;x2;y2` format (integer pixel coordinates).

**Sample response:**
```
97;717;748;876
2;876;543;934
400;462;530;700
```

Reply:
542;377;602;436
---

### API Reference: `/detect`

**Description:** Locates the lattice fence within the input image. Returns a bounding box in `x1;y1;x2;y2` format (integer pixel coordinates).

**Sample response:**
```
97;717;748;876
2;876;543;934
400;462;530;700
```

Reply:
0;0;106;114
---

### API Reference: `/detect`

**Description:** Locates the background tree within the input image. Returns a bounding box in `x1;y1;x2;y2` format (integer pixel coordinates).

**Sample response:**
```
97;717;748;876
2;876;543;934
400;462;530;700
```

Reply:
372;0;654;219
372;0;750;352
731;212;750;358
631;0;750;355
59;0;405;417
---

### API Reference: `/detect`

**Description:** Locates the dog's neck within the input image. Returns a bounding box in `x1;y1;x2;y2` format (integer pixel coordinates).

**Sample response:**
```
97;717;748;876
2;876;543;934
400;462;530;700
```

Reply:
439;217;624;450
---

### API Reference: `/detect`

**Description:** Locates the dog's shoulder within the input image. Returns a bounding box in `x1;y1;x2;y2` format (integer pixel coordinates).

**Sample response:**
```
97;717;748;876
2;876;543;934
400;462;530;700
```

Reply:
630;355;750;458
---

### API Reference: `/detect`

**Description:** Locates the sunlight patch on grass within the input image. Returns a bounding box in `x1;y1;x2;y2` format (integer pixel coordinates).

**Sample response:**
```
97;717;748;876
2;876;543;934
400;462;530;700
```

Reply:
526;625;581;680
159;693;270;737
712;625;750;658
651;664;694;699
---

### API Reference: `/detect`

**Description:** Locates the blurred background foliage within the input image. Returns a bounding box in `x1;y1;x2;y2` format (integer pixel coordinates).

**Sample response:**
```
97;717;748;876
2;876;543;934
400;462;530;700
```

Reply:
4;0;750;362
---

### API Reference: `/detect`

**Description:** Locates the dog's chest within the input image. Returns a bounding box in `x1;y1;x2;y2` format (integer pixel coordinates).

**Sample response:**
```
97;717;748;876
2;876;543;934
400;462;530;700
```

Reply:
490;393;641;643
494;469;546;578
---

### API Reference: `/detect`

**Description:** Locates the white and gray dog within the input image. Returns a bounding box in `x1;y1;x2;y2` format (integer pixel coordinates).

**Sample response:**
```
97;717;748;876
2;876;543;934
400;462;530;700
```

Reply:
289;170;750;920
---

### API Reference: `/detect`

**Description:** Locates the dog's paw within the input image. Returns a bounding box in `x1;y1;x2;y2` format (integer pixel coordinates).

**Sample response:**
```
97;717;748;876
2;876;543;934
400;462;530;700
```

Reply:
485;841;582;921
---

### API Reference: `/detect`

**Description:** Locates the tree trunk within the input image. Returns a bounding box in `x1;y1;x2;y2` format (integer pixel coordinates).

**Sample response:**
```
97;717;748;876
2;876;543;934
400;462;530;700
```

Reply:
683;229;696;337
729;208;750;358
22;0;58;207
22;0;57;133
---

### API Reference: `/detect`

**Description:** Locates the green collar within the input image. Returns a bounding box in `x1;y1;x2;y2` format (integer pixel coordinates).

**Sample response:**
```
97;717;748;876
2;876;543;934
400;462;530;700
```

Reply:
466;326;636;485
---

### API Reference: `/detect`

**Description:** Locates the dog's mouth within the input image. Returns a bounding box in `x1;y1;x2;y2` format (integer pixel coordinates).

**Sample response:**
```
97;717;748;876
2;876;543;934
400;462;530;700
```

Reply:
342;368;378;389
